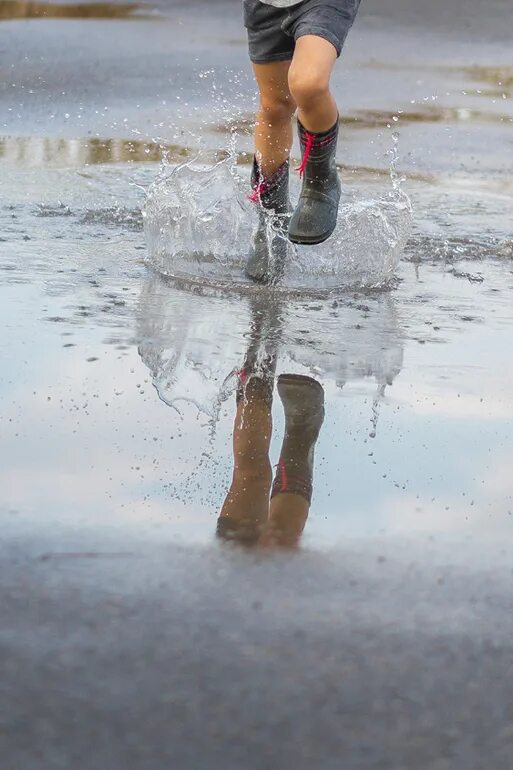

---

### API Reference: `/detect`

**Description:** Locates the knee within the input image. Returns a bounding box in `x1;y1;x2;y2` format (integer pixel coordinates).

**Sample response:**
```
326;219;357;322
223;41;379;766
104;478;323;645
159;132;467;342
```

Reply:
288;67;329;109
257;94;295;124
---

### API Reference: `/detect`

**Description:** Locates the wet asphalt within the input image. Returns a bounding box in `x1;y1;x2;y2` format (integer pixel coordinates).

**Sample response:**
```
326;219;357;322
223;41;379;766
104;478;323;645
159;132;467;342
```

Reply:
3;530;513;770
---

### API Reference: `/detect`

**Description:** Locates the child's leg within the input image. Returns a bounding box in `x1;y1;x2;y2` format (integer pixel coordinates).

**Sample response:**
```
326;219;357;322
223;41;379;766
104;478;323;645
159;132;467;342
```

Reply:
286;34;341;245
284;0;360;245
246;62;295;282
252;61;296;177
288;35;338;134
217;377;273;545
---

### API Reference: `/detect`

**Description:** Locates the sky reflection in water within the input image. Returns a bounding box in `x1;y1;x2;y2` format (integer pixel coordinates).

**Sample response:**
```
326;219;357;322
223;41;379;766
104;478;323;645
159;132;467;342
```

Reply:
1;241;513;549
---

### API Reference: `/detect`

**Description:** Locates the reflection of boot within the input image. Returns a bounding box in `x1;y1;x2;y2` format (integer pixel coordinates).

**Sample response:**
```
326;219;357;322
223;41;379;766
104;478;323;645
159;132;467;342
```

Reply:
246;157;290;283
271;374;325;504
288;118;340;245
216;505;266;547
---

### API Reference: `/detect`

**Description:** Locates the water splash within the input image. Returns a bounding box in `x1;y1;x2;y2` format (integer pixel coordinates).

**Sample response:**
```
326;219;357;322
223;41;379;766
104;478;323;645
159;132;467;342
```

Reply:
137;275;404;420
143;154;413;292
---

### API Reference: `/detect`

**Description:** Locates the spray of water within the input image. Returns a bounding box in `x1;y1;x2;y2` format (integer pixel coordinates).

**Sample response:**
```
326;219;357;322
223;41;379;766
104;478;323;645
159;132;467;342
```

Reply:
143;132;413;292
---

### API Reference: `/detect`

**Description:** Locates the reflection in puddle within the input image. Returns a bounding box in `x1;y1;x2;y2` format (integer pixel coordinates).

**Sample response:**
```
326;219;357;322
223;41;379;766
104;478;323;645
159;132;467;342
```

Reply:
340;107;513;129
0;136;191;166
216;296;400;548
137;278;404;547
0;135;435;185
364;60;513;98
218;368;326;549
212;105;513;136
0;0;150;20
465;65;513;96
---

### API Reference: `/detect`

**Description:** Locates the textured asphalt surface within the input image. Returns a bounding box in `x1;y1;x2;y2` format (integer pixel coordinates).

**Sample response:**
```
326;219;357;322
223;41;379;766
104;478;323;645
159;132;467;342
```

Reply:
2;530;513;770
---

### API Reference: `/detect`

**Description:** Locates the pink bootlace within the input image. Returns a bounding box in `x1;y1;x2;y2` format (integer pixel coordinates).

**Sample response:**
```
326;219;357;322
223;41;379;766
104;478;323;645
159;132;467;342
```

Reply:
248;182;266;203
296;131;314;178
236;367;249;386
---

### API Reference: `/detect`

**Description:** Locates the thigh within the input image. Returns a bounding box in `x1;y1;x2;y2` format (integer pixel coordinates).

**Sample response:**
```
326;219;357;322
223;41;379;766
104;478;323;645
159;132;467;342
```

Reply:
252;60;294;107
286;0;361;57
289;34;337;87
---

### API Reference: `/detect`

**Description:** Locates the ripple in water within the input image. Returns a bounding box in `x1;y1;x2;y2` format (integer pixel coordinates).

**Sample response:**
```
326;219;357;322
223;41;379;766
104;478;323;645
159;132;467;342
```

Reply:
143;155;413;292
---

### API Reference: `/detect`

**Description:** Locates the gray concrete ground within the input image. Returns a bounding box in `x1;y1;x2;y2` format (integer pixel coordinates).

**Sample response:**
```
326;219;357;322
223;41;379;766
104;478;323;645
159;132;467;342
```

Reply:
2;530;513;770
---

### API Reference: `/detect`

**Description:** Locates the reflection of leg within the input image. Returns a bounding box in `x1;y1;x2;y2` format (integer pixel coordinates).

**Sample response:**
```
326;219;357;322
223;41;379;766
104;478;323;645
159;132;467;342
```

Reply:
217;376;274;545
261;374;324;548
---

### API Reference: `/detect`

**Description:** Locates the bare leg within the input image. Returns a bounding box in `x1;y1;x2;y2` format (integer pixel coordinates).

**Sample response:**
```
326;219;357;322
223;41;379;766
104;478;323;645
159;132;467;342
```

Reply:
287;36;341;245
288;35;338;133
252;61;296;176
217;378;273;544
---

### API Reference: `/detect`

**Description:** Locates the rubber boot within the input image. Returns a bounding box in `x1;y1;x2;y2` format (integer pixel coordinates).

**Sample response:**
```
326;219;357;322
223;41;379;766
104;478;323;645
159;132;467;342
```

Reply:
246;157;290;283
288;118;341;245
271;374;325;504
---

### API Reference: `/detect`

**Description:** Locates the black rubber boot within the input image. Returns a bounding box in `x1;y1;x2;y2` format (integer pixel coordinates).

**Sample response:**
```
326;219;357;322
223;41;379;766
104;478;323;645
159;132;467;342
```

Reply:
271;374;325;505
288;118;341;245
246;157;290;283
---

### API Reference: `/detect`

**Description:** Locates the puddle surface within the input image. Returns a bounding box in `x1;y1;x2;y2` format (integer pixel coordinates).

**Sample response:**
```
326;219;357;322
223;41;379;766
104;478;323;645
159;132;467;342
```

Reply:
0;135;191;167
1;0;513;552
1;154;513;549
0;0;151;20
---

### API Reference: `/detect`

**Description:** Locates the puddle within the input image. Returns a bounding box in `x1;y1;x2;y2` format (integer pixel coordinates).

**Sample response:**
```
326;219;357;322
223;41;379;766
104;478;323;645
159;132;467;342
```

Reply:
2;240;513;548
341;107;513;129
1;150;513;550
213;106;513;136
0;135;443;191
0;136;192;167
1;0;513;552
0;0;154;20
465;65;513;95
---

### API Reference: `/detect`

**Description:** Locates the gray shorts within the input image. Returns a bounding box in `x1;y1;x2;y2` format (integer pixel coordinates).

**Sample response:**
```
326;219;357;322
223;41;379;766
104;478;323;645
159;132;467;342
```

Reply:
243;0;361;64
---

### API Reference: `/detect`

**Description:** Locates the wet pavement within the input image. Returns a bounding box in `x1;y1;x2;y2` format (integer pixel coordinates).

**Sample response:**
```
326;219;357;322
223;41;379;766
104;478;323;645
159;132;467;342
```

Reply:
1;1;513;768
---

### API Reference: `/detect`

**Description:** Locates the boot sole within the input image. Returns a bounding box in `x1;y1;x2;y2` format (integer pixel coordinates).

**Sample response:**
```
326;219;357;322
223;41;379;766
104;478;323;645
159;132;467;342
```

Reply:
245;266;269;283
278;373;324;391
277;374;325;409
287;222;336;246
245;250;286;284
245;267;282;286
277;374;325;434
216;516;262;547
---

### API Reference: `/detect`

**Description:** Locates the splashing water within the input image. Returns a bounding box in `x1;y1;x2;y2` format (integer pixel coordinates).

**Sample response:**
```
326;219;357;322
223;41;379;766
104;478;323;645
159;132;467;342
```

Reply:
143;158;250;273
143;149;413;292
